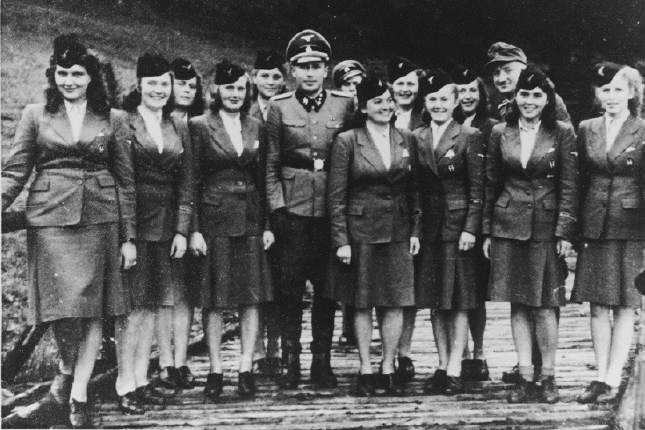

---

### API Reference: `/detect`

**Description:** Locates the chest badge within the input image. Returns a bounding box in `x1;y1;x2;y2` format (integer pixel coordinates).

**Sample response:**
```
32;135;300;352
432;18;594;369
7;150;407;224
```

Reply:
98;144;105;154
448;165;455;172
446;149;455;158
549;160;555;168
627;158;634;166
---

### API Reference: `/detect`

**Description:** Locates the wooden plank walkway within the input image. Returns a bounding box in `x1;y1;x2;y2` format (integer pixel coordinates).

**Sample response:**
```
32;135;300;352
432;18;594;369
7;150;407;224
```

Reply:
94;274;629;429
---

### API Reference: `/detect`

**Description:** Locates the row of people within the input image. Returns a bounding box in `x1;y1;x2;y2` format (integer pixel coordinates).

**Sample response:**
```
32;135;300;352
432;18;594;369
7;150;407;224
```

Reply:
2;30;644;428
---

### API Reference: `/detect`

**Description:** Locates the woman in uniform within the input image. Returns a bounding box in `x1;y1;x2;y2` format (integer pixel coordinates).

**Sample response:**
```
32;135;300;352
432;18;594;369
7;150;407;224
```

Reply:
572;63;645;404
483;65;578;404
1;34;135;428
327;76;421;396
413;71;484;395
153;57;204;391
451;67;498;382
189;61;274;399
116;53;195;413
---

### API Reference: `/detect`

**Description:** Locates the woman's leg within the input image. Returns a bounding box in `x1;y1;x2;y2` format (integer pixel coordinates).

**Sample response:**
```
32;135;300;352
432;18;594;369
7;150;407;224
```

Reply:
52;318;82;376
115;311;144;396
377;307;404;374
133;308;156;388
205;309;224;374
157;306;174;370
447;310;469;377
468;305;487;360
605;306;636;388
239;305;260;373
173;301;193;367
397;307;416;359
431;310;449;371
254;305;268;363
510;303;534;379
354;309;373;374
69;318;103;402
590;303;612;383
533;308;558;373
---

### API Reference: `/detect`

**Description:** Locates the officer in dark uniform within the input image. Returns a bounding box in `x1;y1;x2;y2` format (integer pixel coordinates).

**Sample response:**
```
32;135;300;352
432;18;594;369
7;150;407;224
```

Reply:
265;29;354;389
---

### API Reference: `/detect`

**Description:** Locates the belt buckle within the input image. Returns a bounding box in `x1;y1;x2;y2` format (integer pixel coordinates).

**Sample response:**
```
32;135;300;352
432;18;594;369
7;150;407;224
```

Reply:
313;158;325;171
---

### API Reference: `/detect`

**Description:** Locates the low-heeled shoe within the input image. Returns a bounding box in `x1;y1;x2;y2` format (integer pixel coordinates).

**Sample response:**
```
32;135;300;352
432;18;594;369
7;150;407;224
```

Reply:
444;375;464;395
577;381;610;404
238;372;256;398
69;398;91;428
424;369;448;394
177;366;196;389
204;373;224;400
135;384;167;406
508;376;535;404
394;356;415;383
117;391;145;415
354;373;376;397
538;375;559;404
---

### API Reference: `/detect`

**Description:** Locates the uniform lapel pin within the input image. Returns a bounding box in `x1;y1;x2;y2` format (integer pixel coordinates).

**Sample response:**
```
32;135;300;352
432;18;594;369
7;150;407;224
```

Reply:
446;149;455;158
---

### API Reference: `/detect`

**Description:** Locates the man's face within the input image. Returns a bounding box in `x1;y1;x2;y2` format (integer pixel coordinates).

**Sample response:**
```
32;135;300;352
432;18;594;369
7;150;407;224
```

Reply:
492;61;526;95
291;61;327;95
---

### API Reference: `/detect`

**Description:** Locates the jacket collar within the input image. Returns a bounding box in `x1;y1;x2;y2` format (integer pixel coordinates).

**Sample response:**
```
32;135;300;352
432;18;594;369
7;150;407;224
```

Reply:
415;126;439;176
607;114;640;162
207;111;256;166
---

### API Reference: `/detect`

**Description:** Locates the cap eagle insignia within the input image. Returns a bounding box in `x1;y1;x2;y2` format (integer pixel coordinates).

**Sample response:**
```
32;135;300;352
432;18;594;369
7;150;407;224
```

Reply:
301;34;314;42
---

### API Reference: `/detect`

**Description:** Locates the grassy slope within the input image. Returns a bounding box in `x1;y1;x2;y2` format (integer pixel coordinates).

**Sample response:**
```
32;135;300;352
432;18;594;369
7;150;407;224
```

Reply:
0;0;272;383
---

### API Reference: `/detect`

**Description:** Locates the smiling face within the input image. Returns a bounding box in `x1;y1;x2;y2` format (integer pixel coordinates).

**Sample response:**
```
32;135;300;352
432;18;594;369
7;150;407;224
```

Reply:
55;65;91;103
361;90;395;125
219;75;248;113
173;77;197;107
457;80;480;116
291;61;327;96
515;87;548;123
340;75;363;97
597;74;635;117
492;61;525;95
140;72;172;112
425;84;458;125
254;68;285;100
392;71;419;109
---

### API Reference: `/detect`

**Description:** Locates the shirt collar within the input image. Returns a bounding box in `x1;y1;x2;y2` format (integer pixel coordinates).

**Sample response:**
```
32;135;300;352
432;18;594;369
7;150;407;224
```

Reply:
519;120;541;133
64;100;87;116
258;97;268;112
605;110;630;127
138;104;162;123
219;110;241;123
366;122;390;139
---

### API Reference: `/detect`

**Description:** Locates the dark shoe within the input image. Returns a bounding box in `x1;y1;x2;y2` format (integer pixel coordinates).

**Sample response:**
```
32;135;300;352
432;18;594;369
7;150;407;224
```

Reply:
117;391;144;415
424;369;448;395
444;376;464;396
596;385;620;403
377;374;405;396
204;373;224;400
508;376;535;404
577;381;610;404
135;384;167;406
462;359;489;382
177;366;195;389
354;373;376;397
267;357;282;377
395;356;415;383
310;353;338;388
158;366;181;390
50;374;73;405
238;372;256;398
502;364;523;384
279;353;301;389
69;398;91;428
538;375;559;404
253;358;270;376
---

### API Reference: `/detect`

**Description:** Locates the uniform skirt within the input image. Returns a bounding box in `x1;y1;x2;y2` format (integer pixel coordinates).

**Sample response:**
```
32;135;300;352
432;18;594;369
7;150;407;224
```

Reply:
195;235;273;309
571;239;644;308
415;241;480;310
326;242;415;309
489;238;568;308
27;223;127;324
126;239;186;308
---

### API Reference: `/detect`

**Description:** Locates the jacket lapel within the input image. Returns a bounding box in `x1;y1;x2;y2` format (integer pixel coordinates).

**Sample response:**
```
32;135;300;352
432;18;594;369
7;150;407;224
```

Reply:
525;125;555;174
434;120;460;161
129;113;159;157
356;128;388;176
589;117;610;171
48;109;74;144
388;128;405;181
78;110;108;144
500;124;527;176
239;114;258;166
416;126;439;176
207;112;243;164
608;115;639;163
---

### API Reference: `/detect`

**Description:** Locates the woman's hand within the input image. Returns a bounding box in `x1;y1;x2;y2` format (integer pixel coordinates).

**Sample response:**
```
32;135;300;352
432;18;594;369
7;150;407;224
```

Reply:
459;232;476;252
337;245;351;265
121;241;137;270
557;239;573;258
483;237;492;259
170;233;187;259
263;230;275;250
409;237;420;255
189;232;208;256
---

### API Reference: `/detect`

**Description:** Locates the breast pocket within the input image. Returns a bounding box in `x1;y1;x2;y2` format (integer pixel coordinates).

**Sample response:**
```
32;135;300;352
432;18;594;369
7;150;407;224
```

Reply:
283;120;306;147
26;179;50;206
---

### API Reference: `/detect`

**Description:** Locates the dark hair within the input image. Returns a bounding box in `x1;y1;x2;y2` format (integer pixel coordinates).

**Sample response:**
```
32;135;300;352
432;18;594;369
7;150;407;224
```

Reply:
122;75;176;119
453;77;491;124
505;65;557;129
209;74;253;114
44;54;113;115
349;91;397;129
185;75;205;118
411;69;426;115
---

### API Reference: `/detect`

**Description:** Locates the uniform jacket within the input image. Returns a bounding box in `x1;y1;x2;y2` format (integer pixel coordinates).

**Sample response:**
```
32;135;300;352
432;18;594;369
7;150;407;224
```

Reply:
127;111;194;242
328;126;421;248
413;121;484;242
190;111;268;237
265;89;354;217
2;104;136;241
483;121;578;242
470;114;499;152
577;115;645;240
248;101;265;124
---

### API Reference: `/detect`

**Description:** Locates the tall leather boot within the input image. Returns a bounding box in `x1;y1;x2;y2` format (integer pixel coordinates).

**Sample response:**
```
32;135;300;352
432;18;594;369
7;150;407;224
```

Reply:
310;352;338;388
279;340;301;389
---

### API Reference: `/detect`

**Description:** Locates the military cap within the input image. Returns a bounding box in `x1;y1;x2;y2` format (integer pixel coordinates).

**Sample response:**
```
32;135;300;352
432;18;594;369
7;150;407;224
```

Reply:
516;65;553;91
387;57;418;84
332;60;366;88
254;49;286;72
286;30;331;64
171;58;197;80
51;33;89;68
451;67;479;85
356;75;389;104
137;53;171;78
485;42;527;70
424;70;454;95
592;62;623;87
215;59;246;85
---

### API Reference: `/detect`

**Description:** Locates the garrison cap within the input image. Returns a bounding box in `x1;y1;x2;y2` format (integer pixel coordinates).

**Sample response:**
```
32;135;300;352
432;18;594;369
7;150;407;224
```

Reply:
171;58;197;80
214;59;246;85
286;30;331;64
592;62;623;87
51;33;89;68
137;53;171;78
387;56;418;84
451;67;479;85
422;70;454;96
254;49;286;72
356;75;389;104
332;60;366;88
485;42;527;71
516;64;553;91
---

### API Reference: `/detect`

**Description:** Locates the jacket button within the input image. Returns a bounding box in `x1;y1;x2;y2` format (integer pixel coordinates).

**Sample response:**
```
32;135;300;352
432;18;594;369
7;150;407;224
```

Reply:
526;191;531;195
237;181;243;186
312;120;318;125
77;180;83;185
313;136;318;140
527;204;532;209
